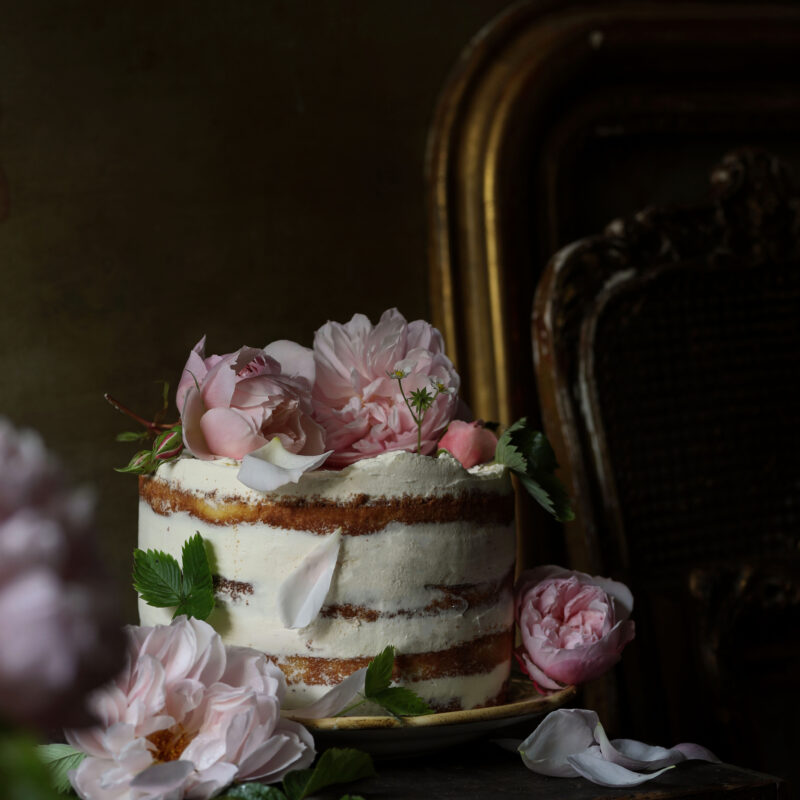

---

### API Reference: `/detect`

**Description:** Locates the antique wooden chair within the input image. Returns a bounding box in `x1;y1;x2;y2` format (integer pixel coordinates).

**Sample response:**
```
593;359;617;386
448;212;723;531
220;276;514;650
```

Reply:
532;149;800;787
426;0;800;572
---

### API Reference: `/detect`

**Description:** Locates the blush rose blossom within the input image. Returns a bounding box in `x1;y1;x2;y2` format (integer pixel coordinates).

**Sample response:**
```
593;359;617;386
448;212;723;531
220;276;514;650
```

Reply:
67;616;315;800
177;336;326;460
0;418;123;729
438;420;498;469
515;565;635;691
312;308;460;466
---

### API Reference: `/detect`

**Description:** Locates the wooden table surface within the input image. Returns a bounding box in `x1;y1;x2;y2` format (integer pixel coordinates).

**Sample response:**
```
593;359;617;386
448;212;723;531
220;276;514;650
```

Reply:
324;738;788;799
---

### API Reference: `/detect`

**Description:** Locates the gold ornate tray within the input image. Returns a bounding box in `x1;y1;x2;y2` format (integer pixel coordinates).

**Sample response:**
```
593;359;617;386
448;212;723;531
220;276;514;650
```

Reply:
282;678;575;756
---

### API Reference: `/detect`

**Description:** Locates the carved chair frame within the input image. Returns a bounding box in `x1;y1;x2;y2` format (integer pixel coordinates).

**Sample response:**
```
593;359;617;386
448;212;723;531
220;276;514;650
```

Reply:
427;0;800;429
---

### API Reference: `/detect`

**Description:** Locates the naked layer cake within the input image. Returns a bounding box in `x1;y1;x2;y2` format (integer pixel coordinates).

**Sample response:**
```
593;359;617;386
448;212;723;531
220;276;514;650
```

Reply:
138;449;516;712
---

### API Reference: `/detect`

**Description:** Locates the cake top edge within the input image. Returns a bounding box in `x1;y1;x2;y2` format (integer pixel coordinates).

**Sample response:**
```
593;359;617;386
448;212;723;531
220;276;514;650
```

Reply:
146;449;512;501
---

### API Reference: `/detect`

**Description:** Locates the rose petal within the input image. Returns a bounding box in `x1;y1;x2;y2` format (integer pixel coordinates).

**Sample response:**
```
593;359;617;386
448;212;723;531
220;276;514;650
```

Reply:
277;530;341;629
129;759;195;791
674;742;720;762
286;666;368;719
597;731;719;771
516;649;564;692
529;619;635;685
201;353;240;409
176;336;208;415
200;407;265;460
238;438;333;492
567;751;676;787
592;576;634;620
518;709;599;777
181;386;214;460
264;340;316;385
188;761;238;799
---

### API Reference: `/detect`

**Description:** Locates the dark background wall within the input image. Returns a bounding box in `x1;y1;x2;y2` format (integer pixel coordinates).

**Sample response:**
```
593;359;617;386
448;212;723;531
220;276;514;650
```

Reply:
0;1;513;618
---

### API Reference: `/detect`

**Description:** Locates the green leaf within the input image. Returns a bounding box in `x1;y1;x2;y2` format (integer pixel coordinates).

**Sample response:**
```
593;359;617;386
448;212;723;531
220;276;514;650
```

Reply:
494;418;574;522
494;418;528;473
521;429;558;474
517;474;555;516
282;749;375;800
1;733;62;800
339;796;367;800
178;533;215;620
370;686;434;717
409;387;434;414
133;536;215;620
115;431;149;442
132;548;182;608
115;449;156;474
219;785;287;800
364;645;394;696
361;645;433;718
36;744;85;794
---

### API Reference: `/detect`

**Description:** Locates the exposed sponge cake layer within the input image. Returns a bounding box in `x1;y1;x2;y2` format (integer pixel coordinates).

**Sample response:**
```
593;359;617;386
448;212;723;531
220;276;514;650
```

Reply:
138;450;516;712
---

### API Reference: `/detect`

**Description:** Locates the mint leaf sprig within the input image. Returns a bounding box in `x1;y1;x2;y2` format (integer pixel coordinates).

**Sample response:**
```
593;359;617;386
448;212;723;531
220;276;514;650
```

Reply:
106;383;183;475
133;533;215;620
495;418;574;522
388;368;452;455
219;748;374;800
337;646;434;719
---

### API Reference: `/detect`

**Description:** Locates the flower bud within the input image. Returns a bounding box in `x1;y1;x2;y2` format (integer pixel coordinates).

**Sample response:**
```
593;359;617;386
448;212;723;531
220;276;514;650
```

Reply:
153;427;183;462
115;449;154;474
438;420;498;469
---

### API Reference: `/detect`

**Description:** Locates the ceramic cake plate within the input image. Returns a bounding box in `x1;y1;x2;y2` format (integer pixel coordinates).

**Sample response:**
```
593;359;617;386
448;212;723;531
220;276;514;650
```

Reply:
282;678;576;757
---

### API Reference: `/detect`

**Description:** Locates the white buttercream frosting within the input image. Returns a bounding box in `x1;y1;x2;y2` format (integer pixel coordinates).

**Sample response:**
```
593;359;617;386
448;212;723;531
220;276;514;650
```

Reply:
138;450;516;710
153;449;512;502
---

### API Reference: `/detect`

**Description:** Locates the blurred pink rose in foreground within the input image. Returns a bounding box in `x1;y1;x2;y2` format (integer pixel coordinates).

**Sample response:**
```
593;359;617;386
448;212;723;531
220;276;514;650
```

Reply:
178;336;326;460
312;308;460;466
67;616;314;800
438;420;498;469
0;418;123;729
515;565;635;692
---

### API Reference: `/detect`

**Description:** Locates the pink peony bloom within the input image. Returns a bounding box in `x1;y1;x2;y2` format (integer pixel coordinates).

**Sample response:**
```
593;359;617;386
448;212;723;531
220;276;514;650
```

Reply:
0;418;124;729
312;309;460;466
515;565;635;691
67;616;315;800
438;420;498;469
177;336;326;461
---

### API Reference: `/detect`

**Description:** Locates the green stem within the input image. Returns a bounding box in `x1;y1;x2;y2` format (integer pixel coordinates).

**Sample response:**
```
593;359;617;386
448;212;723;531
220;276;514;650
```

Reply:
105;394;175;432
335;695;368;717
395;377;423;454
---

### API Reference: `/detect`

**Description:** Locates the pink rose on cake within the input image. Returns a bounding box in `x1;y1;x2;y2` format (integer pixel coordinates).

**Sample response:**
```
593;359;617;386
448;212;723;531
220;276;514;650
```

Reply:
177;336;326;460
67;615;314;800
311;308;460;467
515;565;635;692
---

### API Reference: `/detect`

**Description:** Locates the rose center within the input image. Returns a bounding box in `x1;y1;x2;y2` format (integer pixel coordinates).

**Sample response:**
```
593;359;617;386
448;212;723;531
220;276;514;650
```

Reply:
146;726;195;762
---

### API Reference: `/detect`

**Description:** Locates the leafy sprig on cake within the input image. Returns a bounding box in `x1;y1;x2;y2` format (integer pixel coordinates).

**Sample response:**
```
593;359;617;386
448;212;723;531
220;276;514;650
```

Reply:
389;365;454;455
106;382;183;474
494;418;575;522
133;533;215;619
336;646;433;718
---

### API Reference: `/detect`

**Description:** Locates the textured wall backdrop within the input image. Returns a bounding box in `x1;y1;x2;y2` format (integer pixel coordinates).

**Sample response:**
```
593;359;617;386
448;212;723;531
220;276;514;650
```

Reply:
0;1;513;617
